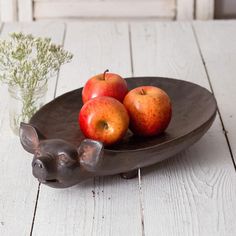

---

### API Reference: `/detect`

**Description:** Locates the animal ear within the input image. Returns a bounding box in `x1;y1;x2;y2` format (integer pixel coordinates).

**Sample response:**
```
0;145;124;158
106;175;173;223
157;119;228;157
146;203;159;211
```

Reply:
19;122;41;154
77;139;103;171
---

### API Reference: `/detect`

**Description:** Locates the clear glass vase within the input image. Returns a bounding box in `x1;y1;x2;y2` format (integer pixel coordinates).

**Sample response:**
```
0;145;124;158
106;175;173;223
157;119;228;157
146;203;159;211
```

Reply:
8;82;48;135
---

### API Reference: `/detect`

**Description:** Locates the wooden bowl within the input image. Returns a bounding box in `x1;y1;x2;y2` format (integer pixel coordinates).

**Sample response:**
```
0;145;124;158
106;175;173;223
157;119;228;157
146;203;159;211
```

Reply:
29;77;217;177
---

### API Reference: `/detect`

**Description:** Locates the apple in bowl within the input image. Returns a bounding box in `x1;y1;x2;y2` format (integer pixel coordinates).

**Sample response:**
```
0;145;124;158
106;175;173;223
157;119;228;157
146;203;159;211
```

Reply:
123;86;172;136
79;96;129;146
82;70;128;104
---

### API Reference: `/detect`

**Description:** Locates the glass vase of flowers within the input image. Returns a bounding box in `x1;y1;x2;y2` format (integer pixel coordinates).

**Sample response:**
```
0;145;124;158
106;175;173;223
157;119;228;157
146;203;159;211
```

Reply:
0;32;73;135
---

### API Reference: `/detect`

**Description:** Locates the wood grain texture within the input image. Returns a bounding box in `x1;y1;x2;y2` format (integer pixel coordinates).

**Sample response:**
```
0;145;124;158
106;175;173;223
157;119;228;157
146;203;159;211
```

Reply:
34;0;175;19
0;22;65;236
176;0;194;20
193;20;236;164
140;117;236;236
130;22;208;85
35;0;166;2
0;0;18;21
32;22;143;236
130;21;236;236
56;22;132;95
195;0;214;20
18;0;33;21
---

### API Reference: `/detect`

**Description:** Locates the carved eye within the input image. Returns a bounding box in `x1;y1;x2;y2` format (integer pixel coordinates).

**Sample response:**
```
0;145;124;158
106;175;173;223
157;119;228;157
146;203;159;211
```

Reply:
58;154;76;167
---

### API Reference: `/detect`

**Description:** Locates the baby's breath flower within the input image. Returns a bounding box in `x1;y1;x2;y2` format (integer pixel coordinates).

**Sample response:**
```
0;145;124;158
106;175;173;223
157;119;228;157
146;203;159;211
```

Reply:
0;32;73;126
0;32;73;88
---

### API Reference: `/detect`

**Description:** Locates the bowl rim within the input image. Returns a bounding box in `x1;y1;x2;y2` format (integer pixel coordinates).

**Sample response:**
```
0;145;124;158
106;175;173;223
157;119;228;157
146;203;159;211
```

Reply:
103;77;217;153
30;76;217;154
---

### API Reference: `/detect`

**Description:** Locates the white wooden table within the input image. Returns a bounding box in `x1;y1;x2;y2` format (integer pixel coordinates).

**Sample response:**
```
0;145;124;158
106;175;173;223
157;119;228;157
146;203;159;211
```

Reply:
0;20;236;236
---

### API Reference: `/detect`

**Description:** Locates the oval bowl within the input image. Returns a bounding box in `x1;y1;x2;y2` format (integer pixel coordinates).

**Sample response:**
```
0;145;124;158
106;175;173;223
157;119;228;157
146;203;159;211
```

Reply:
30;77;217;175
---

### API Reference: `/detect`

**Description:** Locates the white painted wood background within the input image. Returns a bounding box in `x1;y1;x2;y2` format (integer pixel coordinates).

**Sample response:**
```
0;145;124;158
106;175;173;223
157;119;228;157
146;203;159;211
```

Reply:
0;0;214;21
0;20;236;236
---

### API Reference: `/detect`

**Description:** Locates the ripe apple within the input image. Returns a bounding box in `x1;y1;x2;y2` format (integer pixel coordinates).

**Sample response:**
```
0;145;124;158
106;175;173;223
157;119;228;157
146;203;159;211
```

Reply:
79;96;129;146
123;86;172;136
82;70;128;104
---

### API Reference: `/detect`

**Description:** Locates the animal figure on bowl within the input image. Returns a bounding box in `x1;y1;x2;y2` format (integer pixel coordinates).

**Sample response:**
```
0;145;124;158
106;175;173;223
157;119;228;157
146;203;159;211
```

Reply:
20;123;103;188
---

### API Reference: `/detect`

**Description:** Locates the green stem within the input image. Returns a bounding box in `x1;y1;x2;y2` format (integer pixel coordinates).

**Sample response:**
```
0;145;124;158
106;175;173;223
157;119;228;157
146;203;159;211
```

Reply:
21;88;37;122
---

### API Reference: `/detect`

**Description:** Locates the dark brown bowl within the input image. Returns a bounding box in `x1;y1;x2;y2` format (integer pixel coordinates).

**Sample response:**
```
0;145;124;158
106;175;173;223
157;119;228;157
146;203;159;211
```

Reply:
29;77;217;177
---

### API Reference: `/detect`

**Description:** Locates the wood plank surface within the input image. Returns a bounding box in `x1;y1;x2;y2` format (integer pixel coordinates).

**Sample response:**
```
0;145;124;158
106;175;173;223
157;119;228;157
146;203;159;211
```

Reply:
193;20;236;165
34;0;175;19
176;0;194;20
0;22;65;236
195;0;214;20
0;0;17;21
1;20;236;236
18;0;33;21
130;21;236;236
32;22;143;236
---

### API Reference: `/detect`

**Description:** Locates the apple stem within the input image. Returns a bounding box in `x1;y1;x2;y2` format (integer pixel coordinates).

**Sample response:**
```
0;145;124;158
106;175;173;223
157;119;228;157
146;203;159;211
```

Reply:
103;69;109;80
140;89;146;95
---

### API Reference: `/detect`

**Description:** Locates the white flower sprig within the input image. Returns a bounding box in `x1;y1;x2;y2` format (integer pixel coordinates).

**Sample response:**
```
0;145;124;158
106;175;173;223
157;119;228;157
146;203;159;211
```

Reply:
0;32;73;126
0;32;73;88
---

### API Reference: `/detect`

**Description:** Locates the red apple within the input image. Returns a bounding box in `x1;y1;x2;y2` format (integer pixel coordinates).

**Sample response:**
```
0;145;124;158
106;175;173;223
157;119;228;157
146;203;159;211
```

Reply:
123;86;172;136
79;96;129;146
82;70;128;104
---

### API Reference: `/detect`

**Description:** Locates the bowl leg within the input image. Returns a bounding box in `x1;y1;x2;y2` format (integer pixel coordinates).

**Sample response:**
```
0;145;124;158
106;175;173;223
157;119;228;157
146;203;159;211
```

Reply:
120;169;138;179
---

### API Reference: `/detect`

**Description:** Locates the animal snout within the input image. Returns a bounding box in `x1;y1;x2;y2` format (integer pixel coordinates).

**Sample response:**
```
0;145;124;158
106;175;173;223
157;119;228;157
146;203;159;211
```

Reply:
33;159;44;169
32;156;56;181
